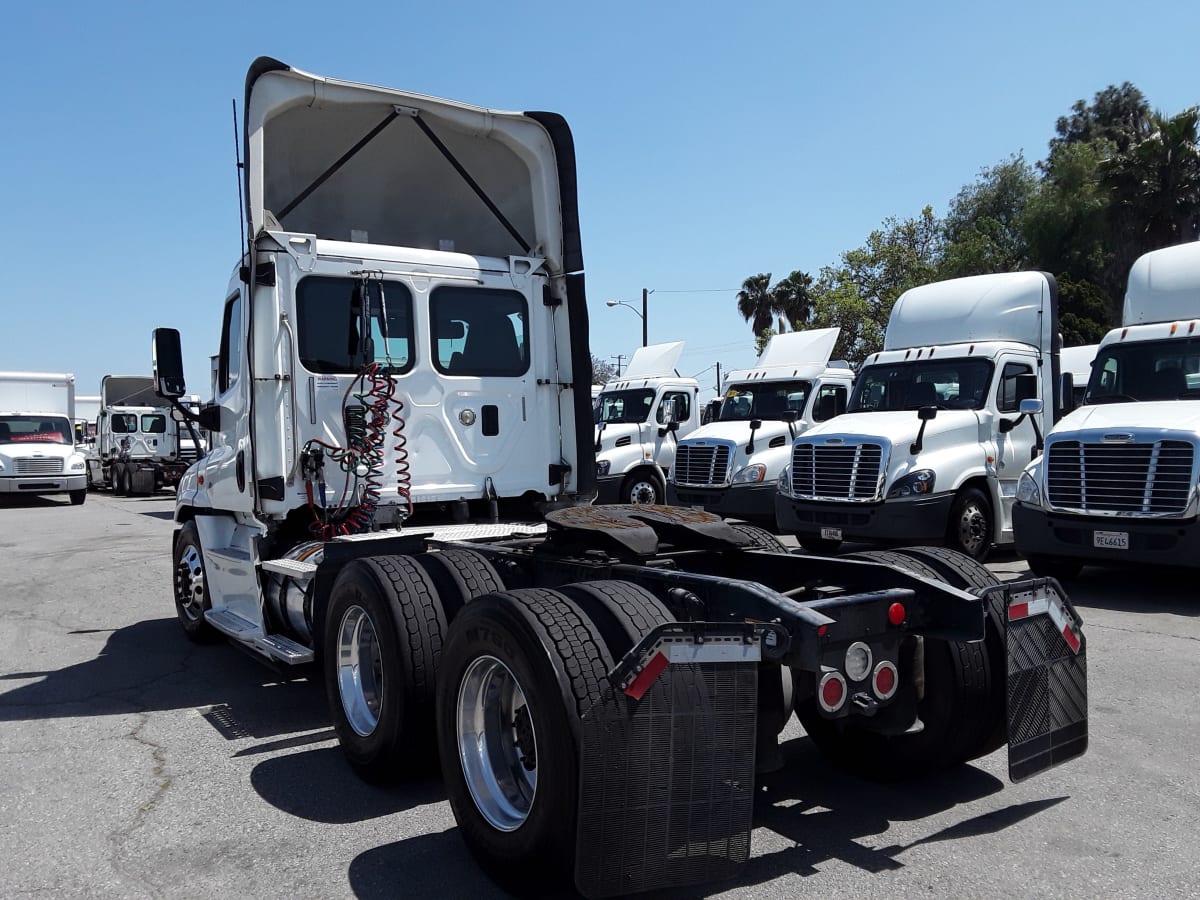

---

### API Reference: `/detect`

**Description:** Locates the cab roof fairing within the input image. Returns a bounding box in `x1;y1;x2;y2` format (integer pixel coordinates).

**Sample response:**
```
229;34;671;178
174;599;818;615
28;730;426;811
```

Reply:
1124;242;1200;326
242;58;582;280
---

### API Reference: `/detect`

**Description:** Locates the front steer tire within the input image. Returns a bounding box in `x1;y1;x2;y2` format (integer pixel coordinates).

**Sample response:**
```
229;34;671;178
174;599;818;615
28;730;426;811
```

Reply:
172;522;220;643
727;522;791;554
436;588;613;894
324;555;447;783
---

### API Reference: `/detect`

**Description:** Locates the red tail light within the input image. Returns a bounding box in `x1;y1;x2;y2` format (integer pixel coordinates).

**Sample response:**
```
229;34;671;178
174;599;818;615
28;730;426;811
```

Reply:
873;660;899;700
818;672;847;713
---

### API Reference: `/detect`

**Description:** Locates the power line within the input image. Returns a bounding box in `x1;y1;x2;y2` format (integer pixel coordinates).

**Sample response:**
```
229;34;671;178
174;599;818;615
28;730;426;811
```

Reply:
650;288;740;293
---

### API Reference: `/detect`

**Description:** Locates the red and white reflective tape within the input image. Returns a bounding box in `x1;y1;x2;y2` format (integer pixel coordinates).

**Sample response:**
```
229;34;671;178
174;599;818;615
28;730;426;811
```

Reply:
1008;588;1083;655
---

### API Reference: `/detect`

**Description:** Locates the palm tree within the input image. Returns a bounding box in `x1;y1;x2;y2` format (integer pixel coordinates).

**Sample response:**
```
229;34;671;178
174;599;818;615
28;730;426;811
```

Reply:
737;273;775;337
772;270;815;329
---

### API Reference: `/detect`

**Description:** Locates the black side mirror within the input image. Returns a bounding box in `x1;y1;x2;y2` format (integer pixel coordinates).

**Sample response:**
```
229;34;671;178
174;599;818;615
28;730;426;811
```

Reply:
780;410;798;424
198;405;223;433
918;406;938;421
153;328;186;398
1059;373;1076;414
1014;373;1039;403
750;419;763;430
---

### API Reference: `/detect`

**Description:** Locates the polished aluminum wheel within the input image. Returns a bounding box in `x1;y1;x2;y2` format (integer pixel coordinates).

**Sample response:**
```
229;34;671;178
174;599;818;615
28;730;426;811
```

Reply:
627;479;659;504
457;655;537;832
336;605;384;737
175;545;206;624
955;498;990;557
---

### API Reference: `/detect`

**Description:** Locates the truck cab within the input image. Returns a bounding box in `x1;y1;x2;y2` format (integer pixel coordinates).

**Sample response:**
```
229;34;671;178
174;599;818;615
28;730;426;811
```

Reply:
87;376;191;494
1059;344;1099;408
667;328;851;528
776;272;1062;559
0;371;88;505
1015;242;1200;576
593;341;699;504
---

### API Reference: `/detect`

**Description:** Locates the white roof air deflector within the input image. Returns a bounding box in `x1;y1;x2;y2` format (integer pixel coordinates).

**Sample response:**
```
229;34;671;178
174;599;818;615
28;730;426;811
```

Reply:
1124;242;1200;326
757;328;840;368
101;376;160;408
620;342;686;379
243;59;570;272
884;272;1053;352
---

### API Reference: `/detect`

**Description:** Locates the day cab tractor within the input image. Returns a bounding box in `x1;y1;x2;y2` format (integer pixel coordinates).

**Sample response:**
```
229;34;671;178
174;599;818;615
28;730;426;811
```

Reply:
154;58;1088;897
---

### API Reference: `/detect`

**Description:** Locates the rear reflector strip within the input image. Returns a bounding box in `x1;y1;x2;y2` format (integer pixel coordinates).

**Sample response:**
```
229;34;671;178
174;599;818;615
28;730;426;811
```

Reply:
623;652;669;700
1008;588;1082;655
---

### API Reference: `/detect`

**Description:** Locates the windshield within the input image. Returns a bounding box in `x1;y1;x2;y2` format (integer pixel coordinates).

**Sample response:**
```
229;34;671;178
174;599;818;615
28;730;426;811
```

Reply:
1086;338;1200;404
720;380;812;421
849;359;993;412
597;389;655;424
0;415;72;445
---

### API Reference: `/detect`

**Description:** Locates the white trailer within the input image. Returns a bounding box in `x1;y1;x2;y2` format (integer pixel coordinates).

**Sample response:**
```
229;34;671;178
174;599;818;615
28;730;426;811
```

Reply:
1015;241;1200;576
0;371;87;505
593;341;699;504
667;328;852;528
149;58;1087;898
777;272;1065;559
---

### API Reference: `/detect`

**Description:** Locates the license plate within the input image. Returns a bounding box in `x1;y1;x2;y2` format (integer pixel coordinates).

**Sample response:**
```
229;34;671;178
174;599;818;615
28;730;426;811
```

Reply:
821;527;842;541
1093;530;1129;549
691;504;705;510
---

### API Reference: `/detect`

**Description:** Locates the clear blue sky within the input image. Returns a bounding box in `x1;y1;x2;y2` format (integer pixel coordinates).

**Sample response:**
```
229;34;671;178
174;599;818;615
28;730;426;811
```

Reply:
2;1;1197;400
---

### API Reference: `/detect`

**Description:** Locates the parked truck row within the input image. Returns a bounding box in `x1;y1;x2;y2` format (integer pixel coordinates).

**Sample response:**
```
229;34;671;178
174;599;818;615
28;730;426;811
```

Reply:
141;58;1090;898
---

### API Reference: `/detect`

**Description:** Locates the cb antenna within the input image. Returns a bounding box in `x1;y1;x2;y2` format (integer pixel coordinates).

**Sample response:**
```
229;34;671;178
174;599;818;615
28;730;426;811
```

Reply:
231;98;246;261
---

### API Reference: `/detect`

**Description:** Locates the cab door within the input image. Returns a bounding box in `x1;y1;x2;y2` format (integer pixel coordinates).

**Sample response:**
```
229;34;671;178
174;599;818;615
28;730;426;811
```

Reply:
992;358;1037;538
203;288;254;514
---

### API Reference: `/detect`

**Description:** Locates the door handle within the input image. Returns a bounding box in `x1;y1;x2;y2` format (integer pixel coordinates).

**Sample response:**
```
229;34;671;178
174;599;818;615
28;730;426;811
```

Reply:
236;450;246;492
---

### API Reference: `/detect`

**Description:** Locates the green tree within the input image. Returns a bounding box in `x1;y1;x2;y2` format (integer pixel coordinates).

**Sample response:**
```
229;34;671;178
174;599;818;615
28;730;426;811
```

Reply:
771;270;815;329
589;353;615;385
1050;82;1150;155
940;155;1038;278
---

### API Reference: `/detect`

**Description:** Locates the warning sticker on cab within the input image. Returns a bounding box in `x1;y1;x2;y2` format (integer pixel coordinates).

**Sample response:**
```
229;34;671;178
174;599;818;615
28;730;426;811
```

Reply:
315;375;340;391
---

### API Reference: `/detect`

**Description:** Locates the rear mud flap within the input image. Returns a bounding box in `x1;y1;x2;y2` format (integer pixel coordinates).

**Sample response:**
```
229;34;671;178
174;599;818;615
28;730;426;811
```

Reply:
986;579;1088;782
132;468;157;494
574;624;776;898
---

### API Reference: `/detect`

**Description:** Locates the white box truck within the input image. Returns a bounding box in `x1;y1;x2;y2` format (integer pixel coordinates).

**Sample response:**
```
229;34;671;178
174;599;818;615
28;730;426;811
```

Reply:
145;58;1087;898
594;341;699;503
1015;241;1200;576
777;272;1065;559
667;328;852;528
0;371;88;505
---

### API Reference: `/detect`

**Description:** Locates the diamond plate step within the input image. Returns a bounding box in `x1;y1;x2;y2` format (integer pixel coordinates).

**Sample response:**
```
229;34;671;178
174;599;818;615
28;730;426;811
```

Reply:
261;558;318;577
254;634;314;665
205;608;261;637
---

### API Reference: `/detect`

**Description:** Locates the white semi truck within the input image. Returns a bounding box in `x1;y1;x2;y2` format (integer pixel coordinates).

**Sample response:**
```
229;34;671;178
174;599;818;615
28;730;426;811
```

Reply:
667;328;851;528
593;341;699;504
151;58;1087;898
86;375;195;495
1059;344;1099;408
777;272;1065;560
0;371;88;505
1015;241;1200;577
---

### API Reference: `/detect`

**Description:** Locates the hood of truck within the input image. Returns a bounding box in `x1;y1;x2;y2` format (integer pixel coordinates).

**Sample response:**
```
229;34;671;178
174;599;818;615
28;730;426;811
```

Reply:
802;410;984;460
595;422;647;454
1053;401;1200;436
680;419;802;449
244;58;579;274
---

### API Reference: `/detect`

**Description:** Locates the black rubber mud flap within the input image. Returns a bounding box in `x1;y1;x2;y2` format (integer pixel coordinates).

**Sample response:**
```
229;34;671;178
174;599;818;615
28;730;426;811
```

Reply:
573;623;772;898
985;578;1088;782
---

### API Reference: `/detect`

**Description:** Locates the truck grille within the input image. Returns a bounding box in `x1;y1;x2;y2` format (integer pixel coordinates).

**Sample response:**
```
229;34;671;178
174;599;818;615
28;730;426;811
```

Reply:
15;458;64;475
1046;439;1196;515
791;442;884;501
674;444;733;487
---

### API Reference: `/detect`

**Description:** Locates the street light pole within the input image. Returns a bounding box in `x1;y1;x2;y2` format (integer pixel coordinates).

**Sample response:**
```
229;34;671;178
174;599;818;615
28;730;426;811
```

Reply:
641;287;648;347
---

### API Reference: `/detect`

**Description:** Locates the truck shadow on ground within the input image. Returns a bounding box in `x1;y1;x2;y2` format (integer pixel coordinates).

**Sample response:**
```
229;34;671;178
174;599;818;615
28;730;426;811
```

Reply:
0;617;328;740
340;735;1061;900
1058;566;1197;616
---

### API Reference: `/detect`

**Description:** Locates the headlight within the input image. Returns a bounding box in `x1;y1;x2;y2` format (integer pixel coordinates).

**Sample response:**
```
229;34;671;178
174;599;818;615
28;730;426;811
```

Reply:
596;459;611;477
70;461;86;471
777;463;793;497
732;464;766;484
1017;470;1042;507
886;469;936;499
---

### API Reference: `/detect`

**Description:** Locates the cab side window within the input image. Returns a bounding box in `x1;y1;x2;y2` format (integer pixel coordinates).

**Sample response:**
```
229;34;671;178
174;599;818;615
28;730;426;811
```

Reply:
812;384;848;422
996;362;1033;412
218;292;242;394
657;391;691;424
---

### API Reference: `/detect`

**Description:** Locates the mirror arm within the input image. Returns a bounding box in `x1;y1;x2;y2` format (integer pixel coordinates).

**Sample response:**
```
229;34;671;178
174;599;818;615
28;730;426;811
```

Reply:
167;398;204;452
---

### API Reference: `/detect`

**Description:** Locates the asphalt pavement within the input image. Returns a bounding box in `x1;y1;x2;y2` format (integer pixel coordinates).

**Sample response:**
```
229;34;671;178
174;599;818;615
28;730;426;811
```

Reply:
1;491;1197;898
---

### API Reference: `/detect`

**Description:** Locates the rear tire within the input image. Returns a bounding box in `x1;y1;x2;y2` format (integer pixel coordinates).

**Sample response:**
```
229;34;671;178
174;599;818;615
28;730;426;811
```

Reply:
415;548;505;622
557;580;675;660
122;466;135;496
111;464;124;495
727;522;791;554
324;555;447;782
437;588;612;893
795;548;1000;779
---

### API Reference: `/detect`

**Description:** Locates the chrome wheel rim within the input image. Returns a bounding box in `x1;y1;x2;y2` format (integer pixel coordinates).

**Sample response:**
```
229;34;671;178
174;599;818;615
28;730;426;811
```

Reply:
457;655;537;832
956;501;989;555
336;605;384;737
174;544;206;623
628;480;658;504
